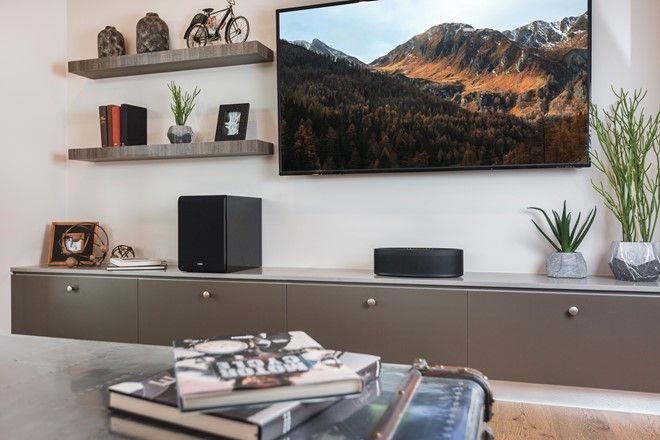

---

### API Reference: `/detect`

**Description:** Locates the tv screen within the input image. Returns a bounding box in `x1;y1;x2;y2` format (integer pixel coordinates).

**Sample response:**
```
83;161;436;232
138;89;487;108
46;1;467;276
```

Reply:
277;0;591;175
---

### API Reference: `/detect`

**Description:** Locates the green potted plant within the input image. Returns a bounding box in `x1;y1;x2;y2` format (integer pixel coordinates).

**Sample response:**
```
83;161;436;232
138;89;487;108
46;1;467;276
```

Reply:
167;81;201;144
590;88;660;281
528;201;597;279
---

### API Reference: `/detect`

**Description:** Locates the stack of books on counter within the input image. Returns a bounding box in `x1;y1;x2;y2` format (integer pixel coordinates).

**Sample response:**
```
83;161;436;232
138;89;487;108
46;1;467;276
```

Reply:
107;257;167;271
108;331;381;440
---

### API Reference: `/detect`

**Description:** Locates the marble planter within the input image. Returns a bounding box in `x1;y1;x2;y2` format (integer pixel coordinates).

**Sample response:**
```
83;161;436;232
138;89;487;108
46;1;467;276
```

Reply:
546;252;587;279
608;241;660;282
167;125;193;144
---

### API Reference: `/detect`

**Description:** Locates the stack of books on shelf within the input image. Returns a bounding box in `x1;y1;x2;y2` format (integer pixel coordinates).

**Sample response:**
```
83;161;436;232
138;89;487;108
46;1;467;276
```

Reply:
108;331;381;440
107;257;167;271
99;104;147;147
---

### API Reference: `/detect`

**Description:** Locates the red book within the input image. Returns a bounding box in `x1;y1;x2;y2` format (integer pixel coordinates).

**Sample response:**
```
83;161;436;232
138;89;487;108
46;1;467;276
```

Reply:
107;105;121;147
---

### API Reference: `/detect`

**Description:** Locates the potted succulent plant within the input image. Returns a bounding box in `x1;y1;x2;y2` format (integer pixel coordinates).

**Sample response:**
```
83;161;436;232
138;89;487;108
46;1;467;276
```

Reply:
167;81;201;144
590;88;660;282
528;201;597;279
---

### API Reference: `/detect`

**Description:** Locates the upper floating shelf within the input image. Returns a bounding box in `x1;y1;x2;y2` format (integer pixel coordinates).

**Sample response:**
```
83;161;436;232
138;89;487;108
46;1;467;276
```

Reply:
68;41;274;79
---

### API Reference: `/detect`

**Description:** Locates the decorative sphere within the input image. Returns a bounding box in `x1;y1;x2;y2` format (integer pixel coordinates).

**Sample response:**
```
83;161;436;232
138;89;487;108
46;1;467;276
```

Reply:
65;257;78;268
99;245;108;253
111;245;135;259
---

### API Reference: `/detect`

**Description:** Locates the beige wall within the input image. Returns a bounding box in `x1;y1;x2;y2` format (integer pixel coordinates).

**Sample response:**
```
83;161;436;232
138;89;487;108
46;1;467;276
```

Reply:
1;0;656;332
65;0;660;275
0;0;68;333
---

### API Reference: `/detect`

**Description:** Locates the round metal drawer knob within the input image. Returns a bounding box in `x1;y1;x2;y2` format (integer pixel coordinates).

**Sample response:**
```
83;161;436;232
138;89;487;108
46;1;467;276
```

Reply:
568;306;579;317
66;285;77;292
202;291;211;299
366;298;377;307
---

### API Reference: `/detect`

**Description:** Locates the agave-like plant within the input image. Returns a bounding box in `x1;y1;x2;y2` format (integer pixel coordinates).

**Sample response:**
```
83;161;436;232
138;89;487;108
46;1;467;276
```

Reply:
528;201;597;253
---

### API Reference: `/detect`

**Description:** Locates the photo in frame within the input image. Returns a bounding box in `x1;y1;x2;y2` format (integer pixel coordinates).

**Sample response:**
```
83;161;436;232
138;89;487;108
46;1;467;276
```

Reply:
215;103;250;141
47;222;98;266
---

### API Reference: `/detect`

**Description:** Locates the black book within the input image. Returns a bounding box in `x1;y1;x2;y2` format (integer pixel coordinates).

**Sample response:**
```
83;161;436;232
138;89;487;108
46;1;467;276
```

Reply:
120;104;147;146
99;105;108;147
109;351;380;440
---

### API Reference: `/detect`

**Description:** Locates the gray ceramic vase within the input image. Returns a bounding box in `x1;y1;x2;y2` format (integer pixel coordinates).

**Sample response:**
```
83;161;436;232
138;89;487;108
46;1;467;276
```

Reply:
167;125;193;144
608;241;660;282
546;252;587;279
97;26;125;58
136;12;169;54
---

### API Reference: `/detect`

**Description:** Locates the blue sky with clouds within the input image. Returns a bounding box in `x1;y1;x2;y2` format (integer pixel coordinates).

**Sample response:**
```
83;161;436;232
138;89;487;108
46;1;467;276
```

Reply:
279;0;588;63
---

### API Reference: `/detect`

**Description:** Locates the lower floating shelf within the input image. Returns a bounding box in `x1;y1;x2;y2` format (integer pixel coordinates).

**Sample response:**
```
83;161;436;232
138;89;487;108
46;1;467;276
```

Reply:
68;140;274;162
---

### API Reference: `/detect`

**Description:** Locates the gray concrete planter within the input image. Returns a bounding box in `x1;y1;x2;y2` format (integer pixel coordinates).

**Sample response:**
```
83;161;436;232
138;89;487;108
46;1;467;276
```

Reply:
546;252;587;279
167;125;193;144
608;241;660;282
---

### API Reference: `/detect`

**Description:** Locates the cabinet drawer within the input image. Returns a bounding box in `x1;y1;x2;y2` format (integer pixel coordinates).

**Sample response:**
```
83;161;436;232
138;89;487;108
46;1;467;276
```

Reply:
287;284;467;365
11;274;138;343
468;290;660;392
138;279;286;345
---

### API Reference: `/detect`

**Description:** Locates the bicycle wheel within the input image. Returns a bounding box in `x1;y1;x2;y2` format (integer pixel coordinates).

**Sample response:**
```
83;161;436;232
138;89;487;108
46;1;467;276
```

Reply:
187;24;209;48
225;16;249;43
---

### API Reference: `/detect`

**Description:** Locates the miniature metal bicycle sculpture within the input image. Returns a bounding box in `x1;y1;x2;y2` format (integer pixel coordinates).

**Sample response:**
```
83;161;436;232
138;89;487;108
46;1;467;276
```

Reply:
184;0;250;48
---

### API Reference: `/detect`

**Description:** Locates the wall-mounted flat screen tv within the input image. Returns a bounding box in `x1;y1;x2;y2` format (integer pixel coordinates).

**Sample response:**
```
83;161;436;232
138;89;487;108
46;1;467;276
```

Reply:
277;0;591;175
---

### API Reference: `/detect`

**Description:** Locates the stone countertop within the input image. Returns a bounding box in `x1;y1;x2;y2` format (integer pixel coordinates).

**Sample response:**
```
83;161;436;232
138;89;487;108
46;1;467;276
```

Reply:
10;265;660;294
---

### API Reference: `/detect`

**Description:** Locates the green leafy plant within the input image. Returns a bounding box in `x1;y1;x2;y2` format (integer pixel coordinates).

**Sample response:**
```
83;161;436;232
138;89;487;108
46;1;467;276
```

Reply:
590;88;660;242
528;201;597;253
168;81;201;126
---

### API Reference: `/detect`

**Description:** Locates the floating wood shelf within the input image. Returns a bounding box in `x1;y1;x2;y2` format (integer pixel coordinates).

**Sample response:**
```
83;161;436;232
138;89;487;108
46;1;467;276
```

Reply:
68;140;274;162
68;41;273;79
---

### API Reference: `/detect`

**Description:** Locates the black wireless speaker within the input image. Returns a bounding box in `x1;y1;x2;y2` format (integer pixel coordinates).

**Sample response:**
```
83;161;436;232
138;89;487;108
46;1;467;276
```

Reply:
178;195;261;273
374;248;464;278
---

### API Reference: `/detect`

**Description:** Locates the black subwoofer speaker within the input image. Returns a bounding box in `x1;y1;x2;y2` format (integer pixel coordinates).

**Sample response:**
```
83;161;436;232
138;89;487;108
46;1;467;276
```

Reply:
374;248;464;278
178;195;262;273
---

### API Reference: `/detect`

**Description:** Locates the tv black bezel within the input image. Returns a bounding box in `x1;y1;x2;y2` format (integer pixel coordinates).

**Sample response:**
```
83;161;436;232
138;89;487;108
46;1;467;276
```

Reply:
276;0;592;176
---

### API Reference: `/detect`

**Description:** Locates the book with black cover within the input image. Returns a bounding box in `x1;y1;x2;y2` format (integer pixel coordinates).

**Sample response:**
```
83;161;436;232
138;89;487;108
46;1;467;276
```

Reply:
109;352;380;440
121;104;147;146
99;106;108;147
174;332;363;411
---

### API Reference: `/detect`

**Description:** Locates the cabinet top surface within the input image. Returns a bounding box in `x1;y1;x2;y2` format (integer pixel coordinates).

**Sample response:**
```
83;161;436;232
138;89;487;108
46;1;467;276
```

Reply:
11;265;660;294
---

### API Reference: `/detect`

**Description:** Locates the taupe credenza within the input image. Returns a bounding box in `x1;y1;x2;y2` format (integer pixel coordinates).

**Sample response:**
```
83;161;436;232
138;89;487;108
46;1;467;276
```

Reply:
10;266;660;393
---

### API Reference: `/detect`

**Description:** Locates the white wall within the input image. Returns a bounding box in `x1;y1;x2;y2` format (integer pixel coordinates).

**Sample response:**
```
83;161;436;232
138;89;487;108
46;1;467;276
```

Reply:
64;0;659;274
0;0;67;333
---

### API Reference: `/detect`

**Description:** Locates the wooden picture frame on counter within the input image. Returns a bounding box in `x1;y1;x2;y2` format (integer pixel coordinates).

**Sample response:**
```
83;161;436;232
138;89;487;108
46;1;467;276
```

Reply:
47;221;99;266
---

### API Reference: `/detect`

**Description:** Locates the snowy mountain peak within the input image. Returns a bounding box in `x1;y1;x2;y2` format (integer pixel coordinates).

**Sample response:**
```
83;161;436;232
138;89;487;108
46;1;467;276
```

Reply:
289;39;366;66
503;12;587;48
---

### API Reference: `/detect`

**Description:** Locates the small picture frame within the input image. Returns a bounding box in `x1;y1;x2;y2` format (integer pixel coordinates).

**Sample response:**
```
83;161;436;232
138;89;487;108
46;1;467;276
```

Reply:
47;222;98;266
215;103;250;141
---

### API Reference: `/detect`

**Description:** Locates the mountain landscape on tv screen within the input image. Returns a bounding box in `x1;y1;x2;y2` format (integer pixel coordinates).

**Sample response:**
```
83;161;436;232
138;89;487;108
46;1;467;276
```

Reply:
279;10;589;173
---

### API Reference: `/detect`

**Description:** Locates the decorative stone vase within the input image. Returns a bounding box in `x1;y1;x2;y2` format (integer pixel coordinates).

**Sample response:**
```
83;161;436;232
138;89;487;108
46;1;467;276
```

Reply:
608;241;660;282
97;26;125;58
136;12;169;54
546;252;587;279
167;125;193;144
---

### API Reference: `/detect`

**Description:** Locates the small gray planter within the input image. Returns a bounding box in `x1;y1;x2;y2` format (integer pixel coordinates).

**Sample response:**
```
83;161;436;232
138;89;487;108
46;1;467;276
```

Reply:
608;241;660;282
167;125;193;144
546;252;587;279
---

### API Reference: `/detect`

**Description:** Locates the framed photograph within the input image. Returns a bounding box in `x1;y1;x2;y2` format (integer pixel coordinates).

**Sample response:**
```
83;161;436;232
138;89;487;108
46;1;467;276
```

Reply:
215;103;250;141
47;222;98;266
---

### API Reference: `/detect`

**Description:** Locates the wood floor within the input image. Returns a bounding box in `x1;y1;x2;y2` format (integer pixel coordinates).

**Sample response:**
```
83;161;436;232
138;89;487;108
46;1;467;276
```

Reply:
490;401;660;439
